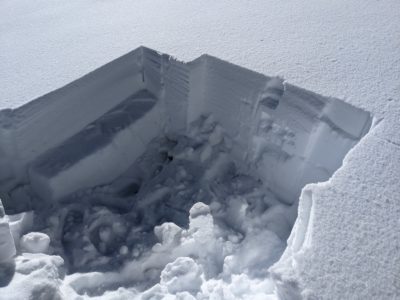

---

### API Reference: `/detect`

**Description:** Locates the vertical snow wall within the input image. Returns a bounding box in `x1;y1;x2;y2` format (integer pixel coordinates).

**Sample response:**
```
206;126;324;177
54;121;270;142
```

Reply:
0;47;371;215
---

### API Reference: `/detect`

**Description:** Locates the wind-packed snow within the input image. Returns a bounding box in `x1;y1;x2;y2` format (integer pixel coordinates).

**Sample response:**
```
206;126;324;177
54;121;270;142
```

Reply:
0;0;399;299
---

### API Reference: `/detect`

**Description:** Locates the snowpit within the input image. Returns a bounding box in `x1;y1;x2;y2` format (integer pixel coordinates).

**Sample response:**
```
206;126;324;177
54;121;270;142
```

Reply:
0;47;372;299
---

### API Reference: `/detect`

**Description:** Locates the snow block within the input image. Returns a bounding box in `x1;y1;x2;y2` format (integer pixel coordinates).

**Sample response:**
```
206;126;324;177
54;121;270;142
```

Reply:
191;56;372;204
29;90;164;202
0;200;16;262
20;232;50;254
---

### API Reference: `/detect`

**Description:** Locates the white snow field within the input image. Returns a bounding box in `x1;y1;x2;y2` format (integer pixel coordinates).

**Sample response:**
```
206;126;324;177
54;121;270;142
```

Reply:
0;0;399;299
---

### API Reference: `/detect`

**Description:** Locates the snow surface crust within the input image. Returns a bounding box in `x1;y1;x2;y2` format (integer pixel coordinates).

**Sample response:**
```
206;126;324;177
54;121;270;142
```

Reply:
0;1;400;299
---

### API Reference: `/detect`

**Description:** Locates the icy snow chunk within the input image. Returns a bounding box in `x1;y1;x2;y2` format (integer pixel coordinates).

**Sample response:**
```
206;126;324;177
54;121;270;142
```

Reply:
20;232;50;254
224;230;285;277
189;203;214;239
189;202;211;218
154;222;183;246
0;197;5;217
15;253;63;276
2;253;64;300
0;199;16;262
7;211;34;247
160;257;203;294
259;77;285;110
0;219;16;262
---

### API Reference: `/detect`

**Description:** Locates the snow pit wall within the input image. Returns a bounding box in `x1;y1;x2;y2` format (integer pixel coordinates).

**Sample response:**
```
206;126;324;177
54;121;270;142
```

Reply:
0;46;371;213
190;55;372;204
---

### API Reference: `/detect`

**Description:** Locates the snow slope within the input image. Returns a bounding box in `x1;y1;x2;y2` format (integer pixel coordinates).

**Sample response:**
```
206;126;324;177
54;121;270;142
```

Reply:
0;0;400;299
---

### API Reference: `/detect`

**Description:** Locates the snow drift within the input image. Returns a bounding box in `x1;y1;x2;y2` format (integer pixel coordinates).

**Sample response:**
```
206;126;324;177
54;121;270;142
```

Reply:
0;47;372;299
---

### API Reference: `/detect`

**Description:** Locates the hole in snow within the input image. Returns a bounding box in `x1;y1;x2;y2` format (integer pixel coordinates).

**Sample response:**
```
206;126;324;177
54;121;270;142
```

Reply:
0;47;372;298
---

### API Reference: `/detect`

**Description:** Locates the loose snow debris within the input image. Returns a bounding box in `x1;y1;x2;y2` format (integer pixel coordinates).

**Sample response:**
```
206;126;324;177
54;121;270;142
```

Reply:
0;253;64;300
160;257;203;294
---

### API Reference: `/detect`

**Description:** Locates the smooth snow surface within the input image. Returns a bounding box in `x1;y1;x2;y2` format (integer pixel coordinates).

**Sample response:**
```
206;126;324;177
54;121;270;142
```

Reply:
1;0;399;117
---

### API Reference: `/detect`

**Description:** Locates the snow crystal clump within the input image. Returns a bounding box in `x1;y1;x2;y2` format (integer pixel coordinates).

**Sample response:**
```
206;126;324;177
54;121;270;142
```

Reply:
0;253;64;300
20;232;50;254
189;202;211;218
160;257;203;294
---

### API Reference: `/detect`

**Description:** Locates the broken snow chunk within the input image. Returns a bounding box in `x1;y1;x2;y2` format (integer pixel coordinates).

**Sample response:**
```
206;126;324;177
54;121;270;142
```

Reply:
188;203;215;245
259;77;285;110
160;257;203;294
7;253;65;299
189;202;211;219
20;232;50;254
7;211;34;246
0;199;16;262
0;219;16;262
200;115;216;134
154;222;183;245
15;253;64;276
0;199;5;217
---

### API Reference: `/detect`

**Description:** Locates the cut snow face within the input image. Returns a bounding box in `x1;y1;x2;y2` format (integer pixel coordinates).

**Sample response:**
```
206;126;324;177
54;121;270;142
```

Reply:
0;47;371;299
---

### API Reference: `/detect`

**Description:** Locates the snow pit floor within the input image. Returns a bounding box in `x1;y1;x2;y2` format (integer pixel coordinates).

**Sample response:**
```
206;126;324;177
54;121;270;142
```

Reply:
1;116;294;299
